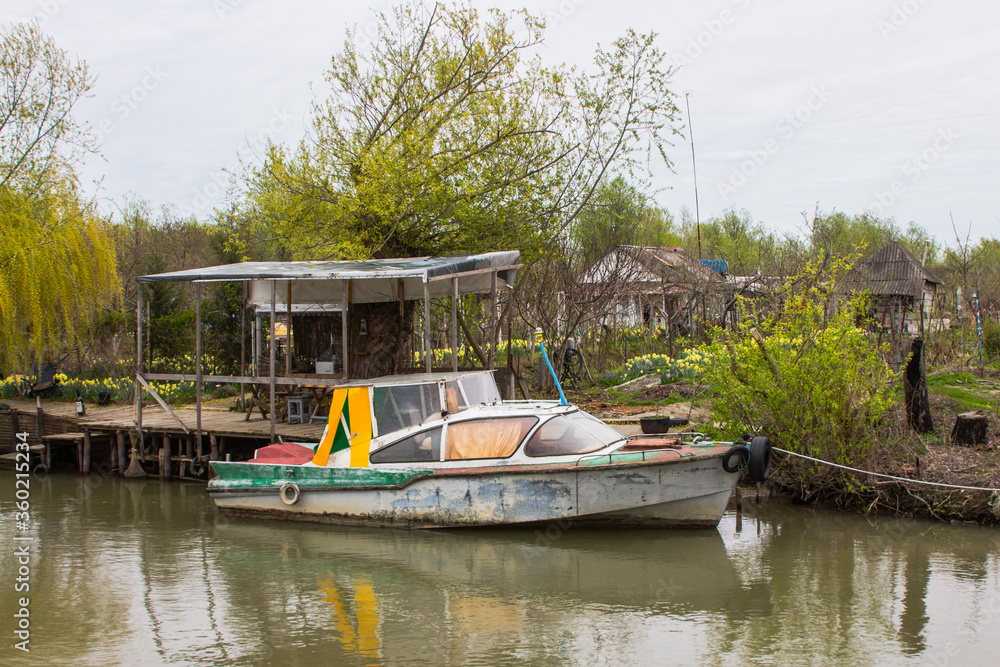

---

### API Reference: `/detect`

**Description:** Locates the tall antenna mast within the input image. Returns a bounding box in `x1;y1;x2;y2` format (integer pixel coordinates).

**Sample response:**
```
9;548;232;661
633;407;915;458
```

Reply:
685;92;702;259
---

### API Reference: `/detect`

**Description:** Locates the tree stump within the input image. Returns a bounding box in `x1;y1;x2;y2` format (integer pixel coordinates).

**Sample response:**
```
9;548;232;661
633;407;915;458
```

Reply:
903;338;933;433
950;410;989;446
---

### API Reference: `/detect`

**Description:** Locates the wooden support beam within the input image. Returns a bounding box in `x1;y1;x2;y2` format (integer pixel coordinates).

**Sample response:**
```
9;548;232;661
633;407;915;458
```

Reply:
398;278;405;371
489;271;497;370
82;429;91;476
451;276;459;372
161;433;172;480
117;430;126;476
241;281;247;410
210;433;219;462
424;281;432;373
136;284;143;440
269;280;277;442
286;280;293;377
342;279;351;380
196;282;203;453
136;375;190;433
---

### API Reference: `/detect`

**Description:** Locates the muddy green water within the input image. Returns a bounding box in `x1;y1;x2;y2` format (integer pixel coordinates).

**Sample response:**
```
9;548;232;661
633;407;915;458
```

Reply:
2;474;1000;666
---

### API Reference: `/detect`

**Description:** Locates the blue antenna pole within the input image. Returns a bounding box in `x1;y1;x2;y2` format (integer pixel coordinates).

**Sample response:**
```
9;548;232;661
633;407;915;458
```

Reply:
535;328;567;405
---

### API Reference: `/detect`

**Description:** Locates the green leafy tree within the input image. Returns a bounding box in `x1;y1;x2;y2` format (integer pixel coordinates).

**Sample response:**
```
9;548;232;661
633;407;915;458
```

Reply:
0;22;119;373
570;176;679;266
243;1;680;260
239;1;681;377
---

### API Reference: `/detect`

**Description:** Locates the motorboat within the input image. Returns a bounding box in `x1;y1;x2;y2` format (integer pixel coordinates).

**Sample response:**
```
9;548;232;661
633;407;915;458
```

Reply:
207;371;770;528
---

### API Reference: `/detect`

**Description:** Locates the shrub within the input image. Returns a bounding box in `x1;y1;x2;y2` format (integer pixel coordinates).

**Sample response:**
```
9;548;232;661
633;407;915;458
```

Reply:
984;323;1000;362
697;258;897;485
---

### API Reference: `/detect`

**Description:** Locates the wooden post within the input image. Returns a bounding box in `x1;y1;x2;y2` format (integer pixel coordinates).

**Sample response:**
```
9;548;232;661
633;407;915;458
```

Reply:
489;271;497;370
116;430;126;476
269;280;277;442
424;281;432;373
451;277;459;372
398;278;406;371
195;282;203;454
210;433;219;462
81;429;91;476
161;434;172;480
185;437;193;477
506;285;514;400
136;283;144;441
286;280;293;377
35;396;45;441
240;281;247;410
341;279;351;380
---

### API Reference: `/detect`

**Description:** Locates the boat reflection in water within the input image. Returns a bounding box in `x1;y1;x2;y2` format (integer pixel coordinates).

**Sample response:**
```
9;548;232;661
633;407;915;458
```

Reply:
212;517;772;664
4;476;1000;666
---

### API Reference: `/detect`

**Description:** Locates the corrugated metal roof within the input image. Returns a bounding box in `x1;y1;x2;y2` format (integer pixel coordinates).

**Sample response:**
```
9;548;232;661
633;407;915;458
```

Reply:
839;242;943;299
138;252;520;283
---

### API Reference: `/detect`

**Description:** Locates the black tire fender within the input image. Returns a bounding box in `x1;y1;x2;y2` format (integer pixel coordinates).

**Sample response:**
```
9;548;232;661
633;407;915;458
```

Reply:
748;436;772;483
279;482;301;506
722;446;750;473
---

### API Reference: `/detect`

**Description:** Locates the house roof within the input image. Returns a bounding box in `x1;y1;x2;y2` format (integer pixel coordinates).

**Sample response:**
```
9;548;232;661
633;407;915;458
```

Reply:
581;245;722;288
839;242;944;299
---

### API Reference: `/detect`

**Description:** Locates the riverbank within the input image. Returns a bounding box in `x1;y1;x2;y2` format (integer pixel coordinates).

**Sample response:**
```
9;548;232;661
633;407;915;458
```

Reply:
582;370;1000;525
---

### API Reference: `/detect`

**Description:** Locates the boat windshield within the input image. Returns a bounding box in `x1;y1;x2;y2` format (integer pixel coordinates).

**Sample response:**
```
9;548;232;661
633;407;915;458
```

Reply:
523;412;624;457
445;374;501;410
373;383;442;435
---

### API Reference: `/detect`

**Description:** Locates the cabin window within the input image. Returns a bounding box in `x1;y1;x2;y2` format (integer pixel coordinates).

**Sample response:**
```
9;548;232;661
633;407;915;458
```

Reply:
373;384;442;435
445;374;501;411
444;417;538;461
370;427;442;464
524;412;623;457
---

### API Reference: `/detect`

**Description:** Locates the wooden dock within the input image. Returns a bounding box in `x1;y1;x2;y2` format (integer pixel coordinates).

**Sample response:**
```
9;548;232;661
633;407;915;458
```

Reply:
0;397;326;479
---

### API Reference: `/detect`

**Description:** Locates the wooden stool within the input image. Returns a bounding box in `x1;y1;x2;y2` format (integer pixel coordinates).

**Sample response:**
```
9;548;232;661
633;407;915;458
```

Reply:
286;395;310;424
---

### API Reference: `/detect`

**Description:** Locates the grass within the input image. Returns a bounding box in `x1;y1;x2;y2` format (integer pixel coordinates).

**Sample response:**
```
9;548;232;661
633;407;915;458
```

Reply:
926;370;1000;412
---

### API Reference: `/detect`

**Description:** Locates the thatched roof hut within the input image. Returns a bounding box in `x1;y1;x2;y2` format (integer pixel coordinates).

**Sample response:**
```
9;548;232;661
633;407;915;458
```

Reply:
839;241;944;335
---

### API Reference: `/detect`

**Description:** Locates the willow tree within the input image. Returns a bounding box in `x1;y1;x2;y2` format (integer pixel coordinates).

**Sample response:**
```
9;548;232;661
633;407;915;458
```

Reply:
0;22;119;374
240;1;681;376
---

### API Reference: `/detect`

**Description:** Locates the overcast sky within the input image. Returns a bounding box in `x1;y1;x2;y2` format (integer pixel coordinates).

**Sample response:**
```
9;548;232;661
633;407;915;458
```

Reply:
5;0;997;246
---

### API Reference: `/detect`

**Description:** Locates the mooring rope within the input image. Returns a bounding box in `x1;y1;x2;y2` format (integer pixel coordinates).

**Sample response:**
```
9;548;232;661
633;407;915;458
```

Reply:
773;447;1000;494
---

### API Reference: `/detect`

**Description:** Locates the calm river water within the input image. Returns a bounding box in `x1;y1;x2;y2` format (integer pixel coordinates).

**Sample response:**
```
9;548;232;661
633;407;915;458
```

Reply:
3;474;1000;666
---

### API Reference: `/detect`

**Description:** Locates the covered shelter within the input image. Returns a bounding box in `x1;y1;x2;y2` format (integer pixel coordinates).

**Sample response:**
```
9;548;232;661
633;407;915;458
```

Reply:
135;252;520;445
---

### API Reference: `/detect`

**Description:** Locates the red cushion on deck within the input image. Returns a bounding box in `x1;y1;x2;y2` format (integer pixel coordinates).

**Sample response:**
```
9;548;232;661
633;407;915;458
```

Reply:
250;442;316;465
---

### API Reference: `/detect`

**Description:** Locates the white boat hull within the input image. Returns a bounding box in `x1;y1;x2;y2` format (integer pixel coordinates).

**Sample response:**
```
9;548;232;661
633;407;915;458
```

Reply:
210;452;739;528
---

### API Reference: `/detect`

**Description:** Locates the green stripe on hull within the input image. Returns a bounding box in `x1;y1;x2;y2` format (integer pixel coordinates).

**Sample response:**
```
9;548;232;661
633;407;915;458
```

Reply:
209;462;433;490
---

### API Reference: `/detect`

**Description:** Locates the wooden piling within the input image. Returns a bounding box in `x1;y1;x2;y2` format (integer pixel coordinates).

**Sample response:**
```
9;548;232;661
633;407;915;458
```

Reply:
210;433;219;461
82;429;91;476
116;431;126;476
161;434;172;480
